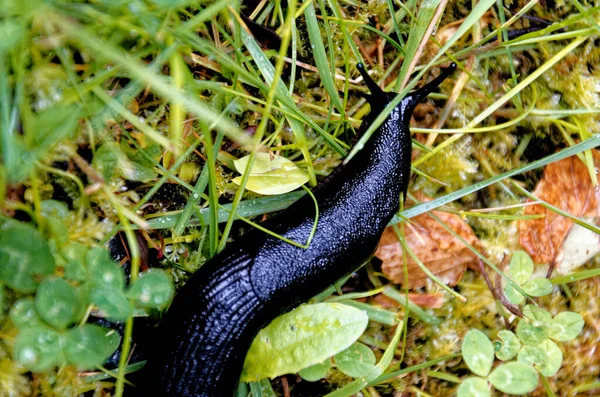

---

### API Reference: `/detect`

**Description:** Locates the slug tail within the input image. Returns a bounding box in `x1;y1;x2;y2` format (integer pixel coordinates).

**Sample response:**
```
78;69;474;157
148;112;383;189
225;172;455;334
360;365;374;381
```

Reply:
404;62;457;109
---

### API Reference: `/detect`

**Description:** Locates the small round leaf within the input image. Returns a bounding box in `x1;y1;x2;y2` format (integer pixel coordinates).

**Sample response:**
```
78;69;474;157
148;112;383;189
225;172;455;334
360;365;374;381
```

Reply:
549;312;584;342
89;286;132;321
298;361;331;382
334;342;377;378
13;326;63;372
9;298;44;329
523;278;553;297
457;377;490;397
509;251;534;285
489;362;538;395
62;324;121;369
35;277;81;330
518;345;547;368
232;153;309;195
537;339;563;377
462;330;495;377
495;330;521;361
128;270;174;310
516;319;547;346
503;282;525;305
0;222;55;293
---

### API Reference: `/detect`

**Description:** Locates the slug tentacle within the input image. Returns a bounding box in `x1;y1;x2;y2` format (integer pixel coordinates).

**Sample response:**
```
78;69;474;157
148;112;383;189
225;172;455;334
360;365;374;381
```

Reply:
402;62;457;115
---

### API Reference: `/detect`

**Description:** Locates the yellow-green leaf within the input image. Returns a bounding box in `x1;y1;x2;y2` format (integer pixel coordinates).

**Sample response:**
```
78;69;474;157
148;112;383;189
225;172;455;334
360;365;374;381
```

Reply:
233;152;309;195
241;303;368;381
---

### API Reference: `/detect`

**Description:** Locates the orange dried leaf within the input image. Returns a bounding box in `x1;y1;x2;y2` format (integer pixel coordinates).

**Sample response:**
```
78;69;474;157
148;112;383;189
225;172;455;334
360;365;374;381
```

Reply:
376;197;478;289
518;152;600;271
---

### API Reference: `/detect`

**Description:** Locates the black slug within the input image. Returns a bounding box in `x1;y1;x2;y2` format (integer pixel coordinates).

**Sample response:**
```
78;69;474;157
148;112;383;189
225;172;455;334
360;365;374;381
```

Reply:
141;62;456;396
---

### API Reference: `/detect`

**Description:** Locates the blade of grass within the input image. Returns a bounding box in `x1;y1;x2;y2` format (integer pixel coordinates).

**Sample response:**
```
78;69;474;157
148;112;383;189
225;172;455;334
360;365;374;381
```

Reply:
304;2;344;116
392;135;600;222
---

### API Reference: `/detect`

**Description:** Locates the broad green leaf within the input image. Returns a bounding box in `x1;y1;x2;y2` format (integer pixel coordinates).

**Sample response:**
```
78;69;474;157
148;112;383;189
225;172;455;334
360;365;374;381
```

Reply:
13;326;63;372
127;269;174;310
456;377;490;397
516;319;548;346
0;221;55;293
523;278;553;297
62;324;121;369
489;362;538;395
461;330;495;377
334;342;377;378
549;312;584;341
510;251;534;285
89;286;132;321
233;153;309;195
35;277;81;330
9;298;44;329
299;360;331;382
241;303;368;381
495;330;521;361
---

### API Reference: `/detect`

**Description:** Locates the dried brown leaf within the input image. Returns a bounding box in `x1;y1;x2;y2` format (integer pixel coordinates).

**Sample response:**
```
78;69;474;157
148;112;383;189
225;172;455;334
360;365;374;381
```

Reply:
375;195;479;288
518;152;600;271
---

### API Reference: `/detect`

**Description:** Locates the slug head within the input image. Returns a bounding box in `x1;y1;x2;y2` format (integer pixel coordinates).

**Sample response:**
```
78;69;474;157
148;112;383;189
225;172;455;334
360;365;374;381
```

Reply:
357;62;457;122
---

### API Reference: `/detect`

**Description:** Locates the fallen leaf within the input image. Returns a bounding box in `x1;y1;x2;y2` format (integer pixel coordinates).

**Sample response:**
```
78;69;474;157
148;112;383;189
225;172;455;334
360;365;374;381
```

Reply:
375;194;478;288
233;152;309;195
518;152;600;274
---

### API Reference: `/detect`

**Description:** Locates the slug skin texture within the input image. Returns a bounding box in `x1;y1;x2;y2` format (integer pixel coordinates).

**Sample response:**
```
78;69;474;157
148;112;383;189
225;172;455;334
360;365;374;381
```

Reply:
139;62;456;397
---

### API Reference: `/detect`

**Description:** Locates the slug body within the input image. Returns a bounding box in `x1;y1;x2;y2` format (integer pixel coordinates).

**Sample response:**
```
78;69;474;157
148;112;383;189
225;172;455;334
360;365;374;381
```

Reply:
143;63;456;396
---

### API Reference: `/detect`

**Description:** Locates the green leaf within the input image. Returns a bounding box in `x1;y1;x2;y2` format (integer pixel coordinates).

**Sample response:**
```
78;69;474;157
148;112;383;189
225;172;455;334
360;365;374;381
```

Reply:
461;330;495;377
495;330;521;361
537;339;563;377
89;286;132;321
62;324;121;369
13;326;63;372
334;342;377;378
523;305;552;326
510;251;534;285
299;360;331;382
523;278;553;297
35;277;81;330
549;312;584;341
489;362;538;395
516;318;548;346
87;247;125;290
41;200;70;244
127;269;174;310
503;281;525;305
61;243;88;282
517;345;547;369
456;377;491;397
0;221;55;293
92;141;156;183
241;303;368;382
233;153;309;195
9;298;44;329
0;19;26;52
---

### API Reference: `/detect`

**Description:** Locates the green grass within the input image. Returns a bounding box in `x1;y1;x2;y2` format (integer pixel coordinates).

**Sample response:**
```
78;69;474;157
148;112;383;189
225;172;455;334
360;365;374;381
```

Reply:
1;0;600;396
